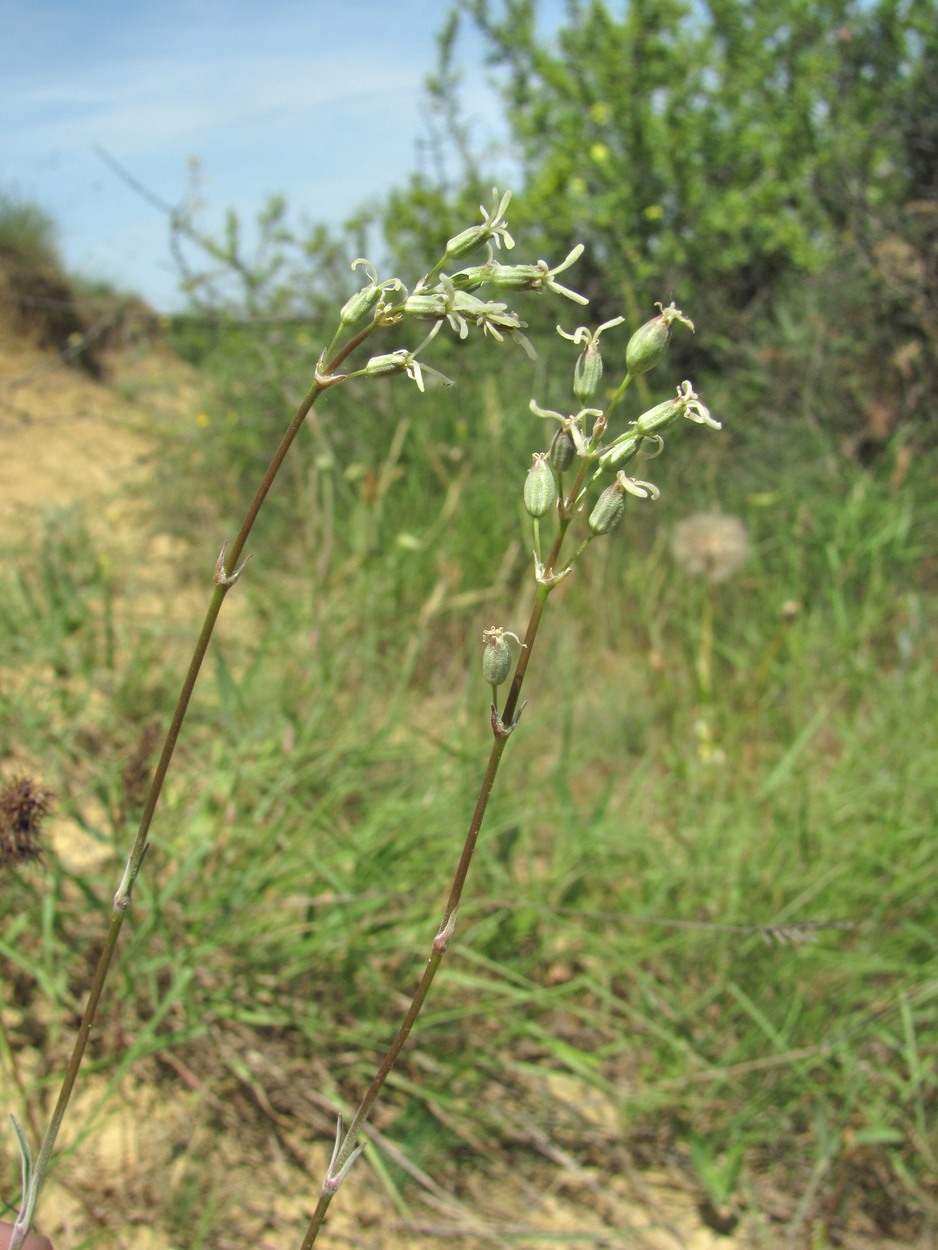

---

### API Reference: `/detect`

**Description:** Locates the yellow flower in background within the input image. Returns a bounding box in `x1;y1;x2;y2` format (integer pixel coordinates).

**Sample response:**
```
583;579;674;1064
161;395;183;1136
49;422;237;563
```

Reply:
195;411;210;428
589;142;610;165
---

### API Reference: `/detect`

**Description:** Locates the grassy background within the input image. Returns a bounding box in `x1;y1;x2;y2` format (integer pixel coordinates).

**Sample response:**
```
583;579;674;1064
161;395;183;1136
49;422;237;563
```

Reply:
2;265;936;1246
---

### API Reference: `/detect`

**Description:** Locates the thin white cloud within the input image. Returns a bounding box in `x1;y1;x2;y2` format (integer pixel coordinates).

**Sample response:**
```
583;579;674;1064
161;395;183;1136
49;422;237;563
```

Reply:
0;0;510;307
4;40;428;155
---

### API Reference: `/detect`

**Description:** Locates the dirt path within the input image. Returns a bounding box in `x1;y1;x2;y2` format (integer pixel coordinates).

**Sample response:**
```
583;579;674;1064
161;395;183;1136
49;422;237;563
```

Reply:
0;323;188;537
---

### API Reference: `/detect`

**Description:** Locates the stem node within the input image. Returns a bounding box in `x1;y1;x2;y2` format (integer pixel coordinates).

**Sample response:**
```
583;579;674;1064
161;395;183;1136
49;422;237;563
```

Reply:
491;700;526;739
214;542;252;587
534;556;572;588
433;912;456;954
314;353;347;387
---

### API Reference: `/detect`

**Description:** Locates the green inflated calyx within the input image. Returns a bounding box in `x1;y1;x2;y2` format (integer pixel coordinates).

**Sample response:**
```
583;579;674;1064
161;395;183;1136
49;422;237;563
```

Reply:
523;452;558;519
548;426;576;473
625;302;694;376
482;627;521;689
573;339;603;402
588;479;628;536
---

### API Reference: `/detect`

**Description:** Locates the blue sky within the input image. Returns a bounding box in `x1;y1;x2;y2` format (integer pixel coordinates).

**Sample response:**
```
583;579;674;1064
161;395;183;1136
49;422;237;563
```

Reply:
0;0;514;309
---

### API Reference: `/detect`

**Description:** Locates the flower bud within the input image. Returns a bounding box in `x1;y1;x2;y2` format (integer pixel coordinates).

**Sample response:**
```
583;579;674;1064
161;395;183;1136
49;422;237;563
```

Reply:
588;480;627;536
523;452;558;518
548;425;576;472
340;283;383;327
363;351;408;379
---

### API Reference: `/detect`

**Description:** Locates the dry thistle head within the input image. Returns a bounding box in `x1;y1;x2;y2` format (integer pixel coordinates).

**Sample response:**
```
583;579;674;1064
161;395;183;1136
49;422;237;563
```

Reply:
671;513;750;584
0;776;54;870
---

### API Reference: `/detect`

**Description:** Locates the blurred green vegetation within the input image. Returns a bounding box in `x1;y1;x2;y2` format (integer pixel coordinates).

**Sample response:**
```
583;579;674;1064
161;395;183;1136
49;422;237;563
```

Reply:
2;0;937;1243
0;192;62;272
3;416;936;1240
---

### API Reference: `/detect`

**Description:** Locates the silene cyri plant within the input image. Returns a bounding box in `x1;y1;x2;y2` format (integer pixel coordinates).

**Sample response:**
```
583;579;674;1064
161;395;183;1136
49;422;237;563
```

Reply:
5;189;720;1249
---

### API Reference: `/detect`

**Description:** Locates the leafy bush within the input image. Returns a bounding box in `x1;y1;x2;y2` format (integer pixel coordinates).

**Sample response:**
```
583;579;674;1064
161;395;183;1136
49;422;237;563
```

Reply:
411;1;935;323
0;191;61;272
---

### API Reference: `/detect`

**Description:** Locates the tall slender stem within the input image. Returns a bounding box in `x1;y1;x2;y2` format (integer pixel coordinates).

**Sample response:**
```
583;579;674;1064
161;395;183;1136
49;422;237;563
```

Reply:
9;367;338;1250
300;559;565;1246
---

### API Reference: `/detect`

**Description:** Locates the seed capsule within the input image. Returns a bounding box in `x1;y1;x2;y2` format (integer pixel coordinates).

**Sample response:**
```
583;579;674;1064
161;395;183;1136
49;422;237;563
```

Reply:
626;302;694;376
626;316;671;376
573;339;603;402
482;628;515;686
523;452;558;518
588;480;627;535
635;396;682;437
548;426;576;473
597;430;640;473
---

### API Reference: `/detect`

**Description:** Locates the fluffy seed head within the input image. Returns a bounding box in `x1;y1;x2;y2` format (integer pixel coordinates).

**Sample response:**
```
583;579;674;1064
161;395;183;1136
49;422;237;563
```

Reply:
671;513;750;583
